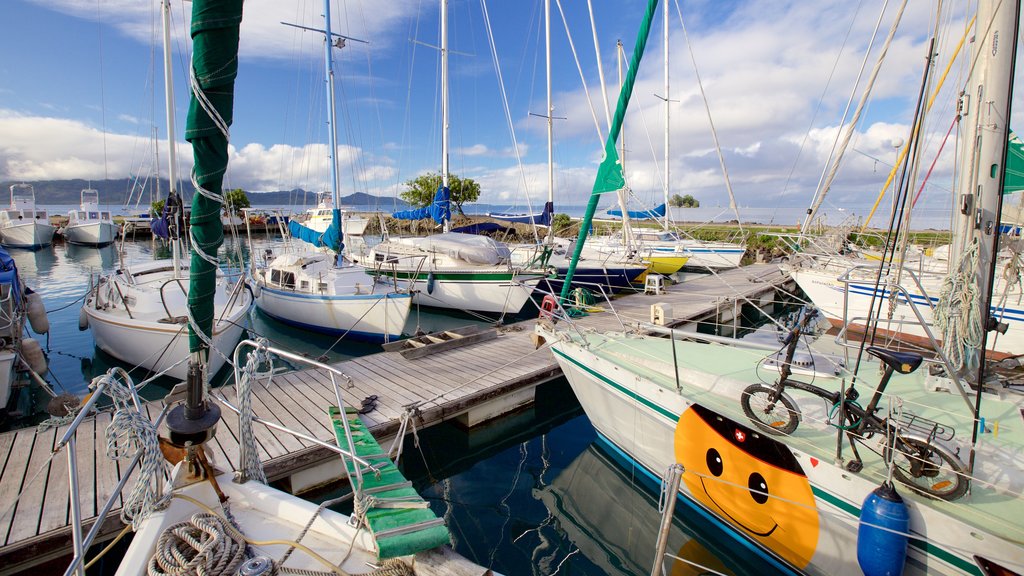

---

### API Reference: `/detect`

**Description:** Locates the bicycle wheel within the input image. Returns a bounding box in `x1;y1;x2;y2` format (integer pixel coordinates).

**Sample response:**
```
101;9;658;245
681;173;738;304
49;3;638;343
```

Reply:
741;384;800;435
886;435;969;501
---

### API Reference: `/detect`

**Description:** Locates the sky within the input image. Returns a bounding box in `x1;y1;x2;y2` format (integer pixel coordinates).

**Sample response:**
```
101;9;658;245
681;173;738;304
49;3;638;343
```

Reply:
1;0;1022;218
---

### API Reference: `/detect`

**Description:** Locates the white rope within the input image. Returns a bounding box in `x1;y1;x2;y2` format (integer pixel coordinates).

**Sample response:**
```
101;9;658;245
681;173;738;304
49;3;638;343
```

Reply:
236;339;271;484
147;512;246;576
934;238;983;372
99;368;170;530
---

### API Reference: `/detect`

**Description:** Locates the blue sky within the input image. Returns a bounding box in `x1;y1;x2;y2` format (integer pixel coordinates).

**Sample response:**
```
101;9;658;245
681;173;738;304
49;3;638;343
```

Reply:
1;0;1021;217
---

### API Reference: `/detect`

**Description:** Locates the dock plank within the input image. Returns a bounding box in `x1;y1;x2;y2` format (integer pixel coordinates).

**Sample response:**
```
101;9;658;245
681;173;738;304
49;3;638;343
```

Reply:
7;428;56;542
0;429;35;545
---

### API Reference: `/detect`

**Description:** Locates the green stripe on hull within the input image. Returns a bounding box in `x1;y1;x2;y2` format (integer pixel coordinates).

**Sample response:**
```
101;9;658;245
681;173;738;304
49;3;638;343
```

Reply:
370;270;545;282
552;343;980;576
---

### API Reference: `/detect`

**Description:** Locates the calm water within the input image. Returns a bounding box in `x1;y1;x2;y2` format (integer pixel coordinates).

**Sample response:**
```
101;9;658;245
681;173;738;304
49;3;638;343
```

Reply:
12;234;775;575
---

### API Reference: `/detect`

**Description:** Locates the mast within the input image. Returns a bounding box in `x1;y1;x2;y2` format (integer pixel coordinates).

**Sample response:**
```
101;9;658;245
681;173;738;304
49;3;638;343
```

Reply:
615;41;633;250
545;0;554;244
161;0;182;278
166;0;243;451
955;0;1019;477
324;0;344;254
440;0;451;232
662;0;670;231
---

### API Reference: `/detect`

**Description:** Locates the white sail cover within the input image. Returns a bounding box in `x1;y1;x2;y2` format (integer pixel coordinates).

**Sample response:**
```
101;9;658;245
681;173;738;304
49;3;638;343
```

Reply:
400;232;511;265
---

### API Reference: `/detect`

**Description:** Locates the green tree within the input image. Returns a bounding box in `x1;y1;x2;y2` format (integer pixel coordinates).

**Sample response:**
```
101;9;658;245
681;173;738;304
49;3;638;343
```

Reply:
400;172;481;216
151;199;165;217
225;188;251;214
551;213;572;233
670;194;699;208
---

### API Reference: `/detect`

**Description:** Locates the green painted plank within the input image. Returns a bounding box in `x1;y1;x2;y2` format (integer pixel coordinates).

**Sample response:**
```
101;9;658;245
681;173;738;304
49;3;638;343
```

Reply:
328;406;451;559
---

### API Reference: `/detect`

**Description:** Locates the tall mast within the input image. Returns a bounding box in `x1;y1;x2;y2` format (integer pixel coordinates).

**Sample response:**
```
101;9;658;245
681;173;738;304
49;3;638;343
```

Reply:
615;41;633;249
324;0;343;252
662;0;670;231
161;0;182;277
545;0;554;243
440;0;451;232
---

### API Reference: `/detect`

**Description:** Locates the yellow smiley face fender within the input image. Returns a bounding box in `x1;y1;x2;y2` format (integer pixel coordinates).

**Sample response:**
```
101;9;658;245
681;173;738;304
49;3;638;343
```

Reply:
675;404;819;569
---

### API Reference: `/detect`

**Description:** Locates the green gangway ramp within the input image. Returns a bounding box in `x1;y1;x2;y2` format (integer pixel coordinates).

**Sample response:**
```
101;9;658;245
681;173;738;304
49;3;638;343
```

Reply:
328;406;451;559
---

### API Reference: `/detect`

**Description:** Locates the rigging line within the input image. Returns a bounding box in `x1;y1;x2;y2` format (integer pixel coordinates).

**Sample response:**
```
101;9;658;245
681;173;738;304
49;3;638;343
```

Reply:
862;13;977;231
553;0;606;149
672;0;743;233
479;0;540;245
806;0;910;234
586;0;612;134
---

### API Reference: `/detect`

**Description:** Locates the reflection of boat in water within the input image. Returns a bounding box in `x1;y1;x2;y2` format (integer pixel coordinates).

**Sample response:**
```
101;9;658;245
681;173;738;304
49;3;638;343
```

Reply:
64;242;116;270
7;245;57;279
535;443;744;576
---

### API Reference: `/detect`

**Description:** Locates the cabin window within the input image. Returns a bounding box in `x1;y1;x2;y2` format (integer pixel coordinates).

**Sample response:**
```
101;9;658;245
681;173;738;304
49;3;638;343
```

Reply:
36;211;47;219
88;212;99;219
270;270;281;285
300;280;310;290
318;282;328;292
281;271;295;289
101;212;110;219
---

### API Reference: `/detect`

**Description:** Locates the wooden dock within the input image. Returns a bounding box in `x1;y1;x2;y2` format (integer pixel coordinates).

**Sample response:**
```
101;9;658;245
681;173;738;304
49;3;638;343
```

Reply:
0;264;794;573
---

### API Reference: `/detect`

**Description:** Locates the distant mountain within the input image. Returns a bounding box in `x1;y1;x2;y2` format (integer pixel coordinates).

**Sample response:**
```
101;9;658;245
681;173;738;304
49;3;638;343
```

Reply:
0;179;408;209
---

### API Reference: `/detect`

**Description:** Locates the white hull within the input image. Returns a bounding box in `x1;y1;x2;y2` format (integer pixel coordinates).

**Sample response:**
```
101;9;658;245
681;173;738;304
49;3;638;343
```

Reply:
253;278;411;342
63;222;118;246
0;222;56;248
117;469;491;576
384;270;542;314
675;241;745;269
83;262;251;380
0;350;16;411
543;330;1024;576
788;264;1023;357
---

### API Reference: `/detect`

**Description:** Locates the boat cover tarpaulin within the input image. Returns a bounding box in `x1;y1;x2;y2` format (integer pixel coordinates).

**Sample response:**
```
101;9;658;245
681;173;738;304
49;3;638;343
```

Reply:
451;222;514;235
401;232;510;265
606;203;665;219
1004;131;1024;194
0;246;21;305
289;219;343;253
392;186;451;224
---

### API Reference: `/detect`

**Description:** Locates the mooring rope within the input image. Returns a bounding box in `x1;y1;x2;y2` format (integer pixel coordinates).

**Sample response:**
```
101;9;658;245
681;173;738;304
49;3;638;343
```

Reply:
148;512;246;576
236;339;272;484
934;239;983;372
99;368;170;530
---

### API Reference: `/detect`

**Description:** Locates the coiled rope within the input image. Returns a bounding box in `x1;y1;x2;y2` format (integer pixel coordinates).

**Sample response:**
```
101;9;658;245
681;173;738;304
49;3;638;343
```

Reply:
148;512;245;576
100;368;170;529
934;239;983;372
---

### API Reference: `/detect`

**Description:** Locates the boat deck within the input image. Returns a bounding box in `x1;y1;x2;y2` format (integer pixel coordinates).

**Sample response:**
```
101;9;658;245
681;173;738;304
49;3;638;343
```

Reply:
0;264;794;573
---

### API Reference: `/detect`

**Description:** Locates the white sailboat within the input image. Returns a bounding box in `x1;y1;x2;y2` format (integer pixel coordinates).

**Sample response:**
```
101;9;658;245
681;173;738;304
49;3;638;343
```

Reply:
299;191;370;236
59;3;496;574
0;184;56;249
247;16;411;343
61;188;118;246
537;1;1024;574
80;0;251;381
364;0;548;316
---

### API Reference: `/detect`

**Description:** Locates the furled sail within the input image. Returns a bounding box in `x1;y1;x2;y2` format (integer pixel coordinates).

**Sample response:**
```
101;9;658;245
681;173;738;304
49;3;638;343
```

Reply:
392;186;451;224
489;201;554;226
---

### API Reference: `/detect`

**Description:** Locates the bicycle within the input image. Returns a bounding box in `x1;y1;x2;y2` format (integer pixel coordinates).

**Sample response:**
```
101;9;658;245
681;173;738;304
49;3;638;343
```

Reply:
739;307;969;501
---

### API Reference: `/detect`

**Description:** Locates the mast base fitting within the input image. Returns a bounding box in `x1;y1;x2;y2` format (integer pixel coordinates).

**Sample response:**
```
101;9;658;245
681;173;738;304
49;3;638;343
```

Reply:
165;402;221;447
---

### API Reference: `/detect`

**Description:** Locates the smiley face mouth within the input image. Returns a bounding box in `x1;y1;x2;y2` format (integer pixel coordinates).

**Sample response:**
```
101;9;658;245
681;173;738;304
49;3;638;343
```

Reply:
700;477;778;538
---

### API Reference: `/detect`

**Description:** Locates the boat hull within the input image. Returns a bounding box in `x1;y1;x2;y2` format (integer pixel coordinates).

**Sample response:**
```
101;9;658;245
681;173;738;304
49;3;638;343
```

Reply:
63;222;118;246
0;222;56;248
788;265;1022;358
541;264;648;295
253;284;411;342
545;333;1023;576
368;269;544;314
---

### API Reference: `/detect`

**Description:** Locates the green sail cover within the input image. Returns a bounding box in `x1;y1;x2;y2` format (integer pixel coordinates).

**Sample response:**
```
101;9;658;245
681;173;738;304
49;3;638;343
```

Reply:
1004;131;1024;194
186;0;243;352
559;0;659;303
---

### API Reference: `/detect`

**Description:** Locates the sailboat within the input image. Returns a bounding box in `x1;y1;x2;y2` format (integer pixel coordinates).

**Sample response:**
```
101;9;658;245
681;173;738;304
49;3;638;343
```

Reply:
298;191;370;236
61;188;119;246
59;2;496;574
537;1;1024;574
80;0;251;381
246;17;412;343
0;184;56;249
364;0;549;316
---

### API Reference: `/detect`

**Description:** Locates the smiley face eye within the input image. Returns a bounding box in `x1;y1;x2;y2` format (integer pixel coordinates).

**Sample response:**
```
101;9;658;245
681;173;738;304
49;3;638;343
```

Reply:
706;448;723;476
748;472;769;504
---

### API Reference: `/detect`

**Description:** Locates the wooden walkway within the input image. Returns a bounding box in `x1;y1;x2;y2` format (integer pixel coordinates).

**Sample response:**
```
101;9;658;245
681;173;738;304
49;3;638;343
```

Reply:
0;264;793;573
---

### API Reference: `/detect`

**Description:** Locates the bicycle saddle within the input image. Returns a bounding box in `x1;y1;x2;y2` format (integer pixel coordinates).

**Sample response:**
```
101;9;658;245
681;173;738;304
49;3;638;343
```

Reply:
866;347;923;374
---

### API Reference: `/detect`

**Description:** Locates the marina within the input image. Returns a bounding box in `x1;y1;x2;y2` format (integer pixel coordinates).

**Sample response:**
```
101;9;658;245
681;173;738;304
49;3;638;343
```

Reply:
0;262;794;573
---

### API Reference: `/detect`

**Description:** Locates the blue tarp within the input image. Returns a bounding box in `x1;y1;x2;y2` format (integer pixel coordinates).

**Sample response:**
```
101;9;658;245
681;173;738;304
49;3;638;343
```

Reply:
0;246;21;305
489;201;553;226
392;186;451;224
289;217;343;253
605;203;666;219
451;222;514;235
